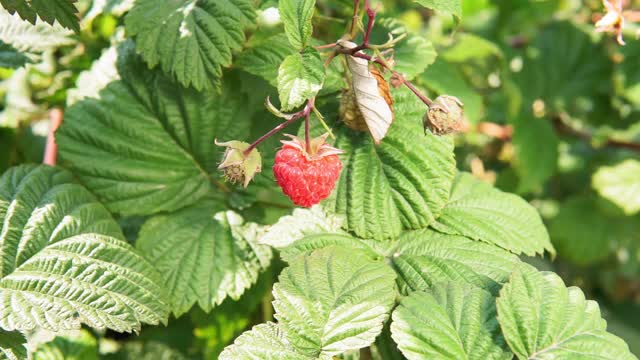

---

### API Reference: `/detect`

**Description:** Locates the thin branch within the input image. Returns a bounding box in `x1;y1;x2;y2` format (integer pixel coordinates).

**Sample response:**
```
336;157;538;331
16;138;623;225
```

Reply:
43;108;63;166
244;98;316;156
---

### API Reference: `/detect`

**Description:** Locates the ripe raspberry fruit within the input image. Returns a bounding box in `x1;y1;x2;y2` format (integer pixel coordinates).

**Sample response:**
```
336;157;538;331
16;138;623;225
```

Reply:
273;133;344;207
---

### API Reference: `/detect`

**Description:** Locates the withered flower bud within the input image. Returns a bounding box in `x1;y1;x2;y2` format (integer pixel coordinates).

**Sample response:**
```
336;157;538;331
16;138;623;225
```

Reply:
215;140;262;188
424;95;465;135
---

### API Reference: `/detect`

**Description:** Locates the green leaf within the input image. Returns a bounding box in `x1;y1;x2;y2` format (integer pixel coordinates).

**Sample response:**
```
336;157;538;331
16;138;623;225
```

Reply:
413;0;461;19
279;0;316;49
103;341;188;360
392;229;520;295
511;114;558;193
442;33;502;63
549;197;617;265
57;42;252;216
373;19;437;81
593;160;640;215
137;201;272;316
279;234;381;263
420;59;483;123
391;283;511;360
332;87;456;240
259;205;346;248
33;329;98;360
0;330;27;360
0;165;169;332
277;49;325;111
0;41;29;69
432;173;554;256
273;247;397;357
220;322;314;360
236;33;297;87
125;0;255;90
0;0;79;32
497;265;637;360
513;21;611;110
0;8;74;53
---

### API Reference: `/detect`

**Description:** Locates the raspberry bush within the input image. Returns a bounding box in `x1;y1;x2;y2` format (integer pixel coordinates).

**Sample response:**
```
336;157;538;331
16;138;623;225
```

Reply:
1;0;640;358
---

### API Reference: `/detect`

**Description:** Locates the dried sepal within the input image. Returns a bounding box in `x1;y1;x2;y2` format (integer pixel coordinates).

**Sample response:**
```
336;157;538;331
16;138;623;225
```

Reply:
424;95;466;136
215;140;262;188
337;39;394;144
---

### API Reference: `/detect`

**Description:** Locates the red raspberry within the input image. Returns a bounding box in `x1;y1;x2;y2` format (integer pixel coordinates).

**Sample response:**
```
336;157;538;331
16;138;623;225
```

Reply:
273;134;344;207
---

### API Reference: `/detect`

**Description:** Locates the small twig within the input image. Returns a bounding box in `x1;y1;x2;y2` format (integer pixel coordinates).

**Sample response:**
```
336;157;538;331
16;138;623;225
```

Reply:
244;99;316;156
43;108;63;166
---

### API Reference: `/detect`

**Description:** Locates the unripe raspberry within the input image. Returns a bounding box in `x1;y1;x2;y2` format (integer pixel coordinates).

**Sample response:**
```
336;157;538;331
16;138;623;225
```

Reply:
273;134;344;207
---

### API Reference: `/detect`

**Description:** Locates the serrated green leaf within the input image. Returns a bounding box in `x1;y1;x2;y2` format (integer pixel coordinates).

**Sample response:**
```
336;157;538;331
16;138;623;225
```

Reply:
432;173;554;256
0;165;169;332
511;114;558;193
236;33;297;87
0;0;79;32
420;59;483;123
392;229;520;295
413;0;461;19
593;160;640;215
372;19;436;81
497;265;637;360
57;42;252;216
273;247;397;357
279;0;316;49
137;201;272;316
0;330;27;360
332;87;456;240
278;49;325;111
220;322;313;360
0;8;74;53
391;282;511;360
260;205;346;248
279;234;381;263
0;41;29;69
125;0;255;90
33;329;98;360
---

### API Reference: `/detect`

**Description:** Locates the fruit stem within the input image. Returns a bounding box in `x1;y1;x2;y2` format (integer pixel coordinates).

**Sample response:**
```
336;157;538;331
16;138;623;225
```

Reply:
349;0;361;37
304;112;311;153
243;98;316;156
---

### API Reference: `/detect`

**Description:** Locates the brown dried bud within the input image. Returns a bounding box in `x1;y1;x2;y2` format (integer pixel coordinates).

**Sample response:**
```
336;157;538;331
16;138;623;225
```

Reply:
215;140;262;188
424;95;465;136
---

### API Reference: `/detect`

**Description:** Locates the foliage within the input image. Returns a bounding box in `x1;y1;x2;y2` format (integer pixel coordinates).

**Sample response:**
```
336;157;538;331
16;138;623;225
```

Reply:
1;0;640;358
